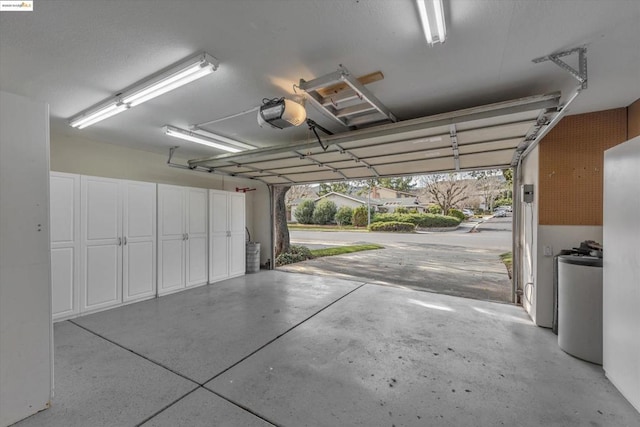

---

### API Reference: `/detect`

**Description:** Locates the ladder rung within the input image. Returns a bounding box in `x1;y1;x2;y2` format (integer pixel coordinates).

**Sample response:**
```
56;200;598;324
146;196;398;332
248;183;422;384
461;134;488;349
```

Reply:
346;112;390;127
335;104;376;118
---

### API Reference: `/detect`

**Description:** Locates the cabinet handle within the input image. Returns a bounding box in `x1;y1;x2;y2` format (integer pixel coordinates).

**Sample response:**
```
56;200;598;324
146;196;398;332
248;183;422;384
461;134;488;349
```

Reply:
123;236;127;245
117;237;122;246
185;233;189;240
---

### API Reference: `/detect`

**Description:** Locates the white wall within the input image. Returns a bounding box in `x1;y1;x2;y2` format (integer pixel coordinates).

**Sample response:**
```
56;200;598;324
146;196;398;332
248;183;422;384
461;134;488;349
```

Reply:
519;145;605;328
0;92;53;426
603;136;640;412
50;133;273;265
520;146;539;324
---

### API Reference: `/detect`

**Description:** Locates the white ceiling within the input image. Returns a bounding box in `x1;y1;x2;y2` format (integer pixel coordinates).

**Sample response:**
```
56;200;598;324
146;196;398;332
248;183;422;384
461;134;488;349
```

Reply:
1;0;638;161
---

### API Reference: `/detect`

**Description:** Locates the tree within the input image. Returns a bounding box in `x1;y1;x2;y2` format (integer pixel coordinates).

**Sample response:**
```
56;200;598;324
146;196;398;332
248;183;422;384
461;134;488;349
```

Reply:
318;182;350;196
294;199;315;224
352;205;369;227
312;199;337;225
274;186;291;257
470;169;505;212
501;168;513;187
285;184;315;204
419;173;470;214
373;177;415;192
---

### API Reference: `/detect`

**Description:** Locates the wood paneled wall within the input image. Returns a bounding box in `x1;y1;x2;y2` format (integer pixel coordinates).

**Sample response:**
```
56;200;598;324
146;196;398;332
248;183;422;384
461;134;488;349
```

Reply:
628;98;640;139
538;108;628;225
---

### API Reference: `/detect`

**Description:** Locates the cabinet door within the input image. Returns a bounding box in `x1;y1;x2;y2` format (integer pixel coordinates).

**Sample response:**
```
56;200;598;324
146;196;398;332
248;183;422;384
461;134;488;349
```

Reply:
157;185;185;295
209;190;229;282
228;193;246;277
186;188;208;287
81;176;122;312
122;181;156;301
50;172;80;320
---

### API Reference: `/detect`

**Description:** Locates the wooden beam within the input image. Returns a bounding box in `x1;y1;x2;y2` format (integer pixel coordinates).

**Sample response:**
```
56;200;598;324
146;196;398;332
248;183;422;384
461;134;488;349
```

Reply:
316;71;384;98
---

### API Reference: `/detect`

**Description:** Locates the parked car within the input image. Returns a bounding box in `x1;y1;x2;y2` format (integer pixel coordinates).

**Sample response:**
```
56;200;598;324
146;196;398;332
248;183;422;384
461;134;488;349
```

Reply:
493;209;508;217
462;209;474;218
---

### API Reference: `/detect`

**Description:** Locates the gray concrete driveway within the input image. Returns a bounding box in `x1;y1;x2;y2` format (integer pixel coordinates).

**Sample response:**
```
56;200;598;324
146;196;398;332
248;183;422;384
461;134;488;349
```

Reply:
280;216;513;303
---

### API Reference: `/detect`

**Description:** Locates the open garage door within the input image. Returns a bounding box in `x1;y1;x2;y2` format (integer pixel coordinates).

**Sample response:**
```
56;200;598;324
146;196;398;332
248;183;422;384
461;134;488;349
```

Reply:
186;93;560;184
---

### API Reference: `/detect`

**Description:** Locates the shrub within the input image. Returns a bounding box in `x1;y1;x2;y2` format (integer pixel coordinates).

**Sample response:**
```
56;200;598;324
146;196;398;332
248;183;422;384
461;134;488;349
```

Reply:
275;245;313;266
368;221;415;232
352;205;369;227
494;197;512;208
448;208;465;221
372;212;460;228
294;199;315;224
427;205;442;214
312;199;337;225
334;206;353;226
395;206;409;214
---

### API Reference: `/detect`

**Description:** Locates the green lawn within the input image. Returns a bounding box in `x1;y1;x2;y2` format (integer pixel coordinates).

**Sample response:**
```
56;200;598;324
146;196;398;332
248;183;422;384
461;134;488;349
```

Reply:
310;244;384;258
500;252;513;279
288;224;368;232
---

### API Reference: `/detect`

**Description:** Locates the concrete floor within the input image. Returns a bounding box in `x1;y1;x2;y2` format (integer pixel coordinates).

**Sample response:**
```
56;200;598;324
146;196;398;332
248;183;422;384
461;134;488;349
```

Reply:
15;271;640;427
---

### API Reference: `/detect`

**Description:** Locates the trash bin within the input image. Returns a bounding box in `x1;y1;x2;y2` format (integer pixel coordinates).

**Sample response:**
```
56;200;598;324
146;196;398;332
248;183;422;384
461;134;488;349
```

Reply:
246;242;260;273
557;255;603;364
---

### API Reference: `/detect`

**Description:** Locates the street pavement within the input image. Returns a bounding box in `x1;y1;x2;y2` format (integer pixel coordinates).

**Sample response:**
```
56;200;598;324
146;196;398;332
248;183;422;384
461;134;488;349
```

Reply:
280;216;514;303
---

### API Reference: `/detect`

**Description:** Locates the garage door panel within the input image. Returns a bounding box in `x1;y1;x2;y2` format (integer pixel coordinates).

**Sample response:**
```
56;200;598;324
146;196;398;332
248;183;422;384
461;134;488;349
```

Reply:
338;127;450;150
375;158;455;175
284;170;345;182
302;151;346;163
457;121;533;144
347;138;451;158
458;139;521;154
459;150;514;169
340;167;377;179
363;150;451;166
455;110;540;131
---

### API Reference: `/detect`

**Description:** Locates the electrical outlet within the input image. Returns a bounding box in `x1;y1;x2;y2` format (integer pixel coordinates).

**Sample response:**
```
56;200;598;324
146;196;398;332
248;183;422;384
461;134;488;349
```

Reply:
543;246;553;257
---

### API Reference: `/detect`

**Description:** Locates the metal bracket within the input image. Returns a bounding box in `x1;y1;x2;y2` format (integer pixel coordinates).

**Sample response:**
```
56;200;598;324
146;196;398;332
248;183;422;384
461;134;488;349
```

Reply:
533;47;588;89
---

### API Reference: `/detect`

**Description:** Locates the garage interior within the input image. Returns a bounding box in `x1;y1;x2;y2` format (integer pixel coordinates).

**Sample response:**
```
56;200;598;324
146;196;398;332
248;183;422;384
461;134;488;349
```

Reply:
1;1;639;426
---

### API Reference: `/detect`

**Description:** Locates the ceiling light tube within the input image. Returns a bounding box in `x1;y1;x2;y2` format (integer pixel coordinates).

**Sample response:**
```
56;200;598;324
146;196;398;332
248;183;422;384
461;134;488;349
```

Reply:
122;53;218;106
163;125;242;153
191;127;256;150
68;52;219;129
417;0;446;45
69;102;129;129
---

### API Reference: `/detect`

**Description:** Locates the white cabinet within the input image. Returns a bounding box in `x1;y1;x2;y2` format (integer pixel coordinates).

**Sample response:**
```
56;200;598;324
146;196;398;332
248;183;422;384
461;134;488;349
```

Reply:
209;189;245;283
1;91;53;427
158;185;208;295
79;176;156;314
122;181;157;301
50;172;81;320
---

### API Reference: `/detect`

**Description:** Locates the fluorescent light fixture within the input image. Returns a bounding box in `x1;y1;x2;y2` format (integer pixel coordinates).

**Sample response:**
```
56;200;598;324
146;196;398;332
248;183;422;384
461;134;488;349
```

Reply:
163;125;243;153
416;0;446;45
69;102;129;129
190;127;256;150
122;53;218;106
68;52;219;128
